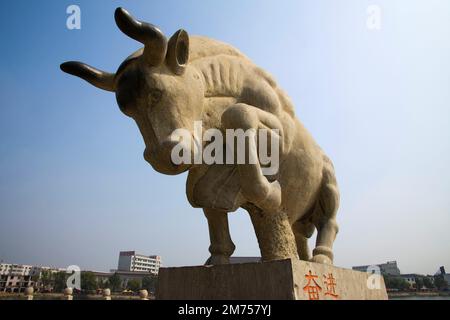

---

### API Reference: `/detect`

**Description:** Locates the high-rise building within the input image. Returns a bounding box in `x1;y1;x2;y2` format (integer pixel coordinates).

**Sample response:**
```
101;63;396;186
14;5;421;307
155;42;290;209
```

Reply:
117;251;161;274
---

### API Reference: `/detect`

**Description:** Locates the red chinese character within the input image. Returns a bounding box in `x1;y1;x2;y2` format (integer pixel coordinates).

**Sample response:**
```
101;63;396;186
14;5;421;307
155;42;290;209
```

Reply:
323;273;339;299
303;270;322;300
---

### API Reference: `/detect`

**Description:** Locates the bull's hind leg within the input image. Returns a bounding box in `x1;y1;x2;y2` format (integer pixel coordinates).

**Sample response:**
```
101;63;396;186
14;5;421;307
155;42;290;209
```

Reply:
292;220;315;261
311;158;340;265
204;208;235;265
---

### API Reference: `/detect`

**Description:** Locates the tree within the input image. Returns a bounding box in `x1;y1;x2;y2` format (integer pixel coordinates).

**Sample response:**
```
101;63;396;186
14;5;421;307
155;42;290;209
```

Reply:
434;275;448;291
397;278;410;291
40;270;54;290
127;279;141;292
383;275;410;291
142;275;158;293
108;273;122;292
81;271;97;292
31;274;40;284
54;271;68;292
97;278;108;289
414;277;424;290
423;277;434;289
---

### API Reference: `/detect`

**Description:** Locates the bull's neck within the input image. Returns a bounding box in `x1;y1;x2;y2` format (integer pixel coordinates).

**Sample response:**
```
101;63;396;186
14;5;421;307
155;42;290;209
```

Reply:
192;55;247;99
198;96;236;132
193;56;249;131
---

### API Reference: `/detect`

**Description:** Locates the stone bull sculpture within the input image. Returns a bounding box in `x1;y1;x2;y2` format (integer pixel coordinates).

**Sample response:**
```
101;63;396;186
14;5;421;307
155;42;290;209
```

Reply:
61;8;339;265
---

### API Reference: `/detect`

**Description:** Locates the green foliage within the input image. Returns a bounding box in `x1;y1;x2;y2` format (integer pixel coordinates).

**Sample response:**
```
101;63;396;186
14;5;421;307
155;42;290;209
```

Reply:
40;270;53;288
108;273;122;292
142;275;158;293
97;279;108;289
423;277;434;289
127;279;141;292
384;275;410;290
414;277;424;290
54;271;68;292
81;271;97;292
31;274;41;283
434;275;448;290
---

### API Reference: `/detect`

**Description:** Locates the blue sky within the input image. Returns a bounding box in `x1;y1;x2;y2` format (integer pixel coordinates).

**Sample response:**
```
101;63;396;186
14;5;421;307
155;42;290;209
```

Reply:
0;0;449;275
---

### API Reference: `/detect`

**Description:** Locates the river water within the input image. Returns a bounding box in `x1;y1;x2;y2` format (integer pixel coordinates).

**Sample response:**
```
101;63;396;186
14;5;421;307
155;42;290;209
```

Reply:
390;295;450;300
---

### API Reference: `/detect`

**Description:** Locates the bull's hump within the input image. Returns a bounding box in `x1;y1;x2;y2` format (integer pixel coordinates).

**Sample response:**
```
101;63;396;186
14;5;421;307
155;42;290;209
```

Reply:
189;36;249;62
189;37;265;99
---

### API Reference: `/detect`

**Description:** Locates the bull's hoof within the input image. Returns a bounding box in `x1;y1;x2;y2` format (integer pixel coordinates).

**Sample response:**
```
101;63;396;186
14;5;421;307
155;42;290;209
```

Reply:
310;254;332;265
205;255;230;265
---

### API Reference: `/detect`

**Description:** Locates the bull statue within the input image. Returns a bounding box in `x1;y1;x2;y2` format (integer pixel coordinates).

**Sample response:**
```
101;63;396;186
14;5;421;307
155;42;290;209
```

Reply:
61;8;339;265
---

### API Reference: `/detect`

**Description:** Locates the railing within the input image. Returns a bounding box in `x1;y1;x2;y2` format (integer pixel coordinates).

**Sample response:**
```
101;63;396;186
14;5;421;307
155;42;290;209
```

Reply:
22;287;151;300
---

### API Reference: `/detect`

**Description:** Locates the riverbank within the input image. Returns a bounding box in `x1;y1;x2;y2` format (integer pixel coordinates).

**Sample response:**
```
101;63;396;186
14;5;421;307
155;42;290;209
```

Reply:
0;292;154;300
389;291;450;299
2;291;448;300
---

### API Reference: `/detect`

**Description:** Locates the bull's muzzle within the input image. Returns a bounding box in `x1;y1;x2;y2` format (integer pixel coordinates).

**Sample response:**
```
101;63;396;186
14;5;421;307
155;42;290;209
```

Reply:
144;139;192;175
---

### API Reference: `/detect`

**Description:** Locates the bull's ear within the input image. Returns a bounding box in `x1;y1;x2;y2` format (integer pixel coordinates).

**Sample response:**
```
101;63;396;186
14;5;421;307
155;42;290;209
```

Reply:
60;61;115;92
166;29;189;75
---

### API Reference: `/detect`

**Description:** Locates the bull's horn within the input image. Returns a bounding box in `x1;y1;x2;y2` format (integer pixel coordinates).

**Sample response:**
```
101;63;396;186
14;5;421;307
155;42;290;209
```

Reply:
114;7;167;67
166;29;189;75
60;61;115;92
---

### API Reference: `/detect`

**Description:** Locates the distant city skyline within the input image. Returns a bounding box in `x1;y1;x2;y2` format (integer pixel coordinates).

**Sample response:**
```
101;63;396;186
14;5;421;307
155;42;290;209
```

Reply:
0;256;446;278
1;1;449;275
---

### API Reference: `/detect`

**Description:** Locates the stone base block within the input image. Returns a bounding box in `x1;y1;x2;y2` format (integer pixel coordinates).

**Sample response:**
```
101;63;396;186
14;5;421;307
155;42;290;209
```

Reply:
156;258;387;300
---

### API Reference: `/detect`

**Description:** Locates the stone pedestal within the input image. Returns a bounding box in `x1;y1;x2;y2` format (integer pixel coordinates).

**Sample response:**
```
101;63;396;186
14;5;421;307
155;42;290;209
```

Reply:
156;259;387;300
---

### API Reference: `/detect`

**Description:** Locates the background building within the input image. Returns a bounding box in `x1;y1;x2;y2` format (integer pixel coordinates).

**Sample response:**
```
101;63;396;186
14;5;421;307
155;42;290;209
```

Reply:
117;251;161;274
399;274;420;288
1;263;34;293
353;261;443;290
438;266;450;290
0;263;63;293
352;261;401;276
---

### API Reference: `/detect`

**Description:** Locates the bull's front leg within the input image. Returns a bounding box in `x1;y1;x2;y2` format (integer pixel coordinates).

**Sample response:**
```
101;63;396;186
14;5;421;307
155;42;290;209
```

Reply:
204;208;235;265
221;103;283;212
221;104;298;261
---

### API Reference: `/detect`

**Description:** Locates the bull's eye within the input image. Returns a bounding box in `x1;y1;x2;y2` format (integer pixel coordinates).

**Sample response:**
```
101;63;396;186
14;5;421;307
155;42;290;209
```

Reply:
148;89;163;105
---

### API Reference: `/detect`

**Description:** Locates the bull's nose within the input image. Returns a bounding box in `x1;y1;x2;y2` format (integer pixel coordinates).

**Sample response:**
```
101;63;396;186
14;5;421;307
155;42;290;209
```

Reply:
143;140;192;175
